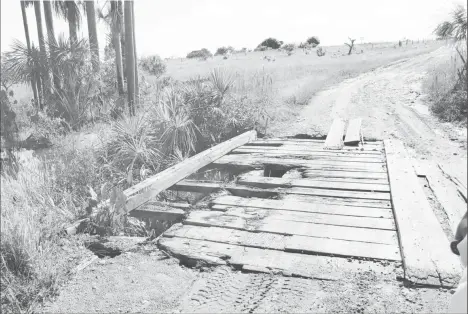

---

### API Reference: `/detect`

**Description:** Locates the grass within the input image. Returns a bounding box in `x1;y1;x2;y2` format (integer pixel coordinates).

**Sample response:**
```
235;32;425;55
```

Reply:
423;45;467;124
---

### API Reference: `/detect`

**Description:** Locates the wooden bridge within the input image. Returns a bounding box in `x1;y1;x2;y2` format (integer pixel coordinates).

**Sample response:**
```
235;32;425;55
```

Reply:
123;118;464;287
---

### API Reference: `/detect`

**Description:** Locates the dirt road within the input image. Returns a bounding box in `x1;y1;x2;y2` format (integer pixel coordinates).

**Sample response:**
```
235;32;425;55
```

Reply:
42;48;466;313
274;47;467;184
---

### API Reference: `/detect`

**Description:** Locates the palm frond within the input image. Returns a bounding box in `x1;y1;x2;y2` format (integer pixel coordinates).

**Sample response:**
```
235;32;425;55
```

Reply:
209;68;234;104
434;5;467;41
53;0;82;29
2;40;42;84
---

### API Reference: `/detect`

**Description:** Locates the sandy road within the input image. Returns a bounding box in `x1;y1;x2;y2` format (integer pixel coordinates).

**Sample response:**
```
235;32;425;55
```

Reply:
276;47;467;186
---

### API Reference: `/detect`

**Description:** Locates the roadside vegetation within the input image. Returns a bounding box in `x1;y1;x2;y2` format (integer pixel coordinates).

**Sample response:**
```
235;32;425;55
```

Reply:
425;5;467;124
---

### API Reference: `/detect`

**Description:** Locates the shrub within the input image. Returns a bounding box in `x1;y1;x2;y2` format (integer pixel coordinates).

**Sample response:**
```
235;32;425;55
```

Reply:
215;46;234;56
316;47;326;57
282;43;296;56
306;36;320;46
257;38;283;50
139;55;167;78
186;48;213;60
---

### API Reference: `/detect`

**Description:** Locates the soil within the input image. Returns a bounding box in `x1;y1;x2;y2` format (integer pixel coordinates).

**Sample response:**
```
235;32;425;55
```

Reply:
41;47;466;313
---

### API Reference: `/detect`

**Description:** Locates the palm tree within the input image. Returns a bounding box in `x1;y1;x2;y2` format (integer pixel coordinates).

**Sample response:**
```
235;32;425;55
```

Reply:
43;0;61;90
85;0;100;72
33;0;49;105
54;1;82;45
131;2;139;104
124;0;135;115
20;1;39;107
117;0;126;78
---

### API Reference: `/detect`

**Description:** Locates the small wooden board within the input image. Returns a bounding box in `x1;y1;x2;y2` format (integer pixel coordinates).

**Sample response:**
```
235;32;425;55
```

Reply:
324;118;346;150
344;118;362;146
384;139;461;287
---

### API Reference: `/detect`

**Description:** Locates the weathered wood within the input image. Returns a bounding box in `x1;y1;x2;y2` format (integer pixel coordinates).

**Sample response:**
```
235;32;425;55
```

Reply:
324;119;346;150
285;235;400;261
211;195;393;218
344;118;362;146
384;139;461;287
437;163;467;202
211;155;387;173
232;147;384;160
185;210;398;245
213;206;395;230
254;138;382;147
230;150;384;164
237;176;391;192
130;206;185;222
304;169;388;180
282;194;392;209
244;143;383;154
164;224;400;261
172;180;391;201
413;160;466;234
124;130;257;212
158;237;398;281
300;176;389;185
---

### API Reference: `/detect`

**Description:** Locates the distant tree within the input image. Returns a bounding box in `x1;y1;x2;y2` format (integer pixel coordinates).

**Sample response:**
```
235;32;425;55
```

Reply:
282;43;296;56
186;48;212;60
257;38;283;50
139;55;166;77
345;37;356;55
215;46;234;56
306;36;320;46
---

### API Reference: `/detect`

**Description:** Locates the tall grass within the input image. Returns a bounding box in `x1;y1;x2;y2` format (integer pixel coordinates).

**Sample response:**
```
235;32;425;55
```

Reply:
1;153;79;313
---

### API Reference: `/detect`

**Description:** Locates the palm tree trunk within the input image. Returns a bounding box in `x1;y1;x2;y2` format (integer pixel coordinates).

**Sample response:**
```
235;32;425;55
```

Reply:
34;0;49;106
43;1;61;91
111;0;124;95
20;1;39;108
67;1;78;44
131;1;139;104
117;0;126;81
124;0;135;115
85;0;100;72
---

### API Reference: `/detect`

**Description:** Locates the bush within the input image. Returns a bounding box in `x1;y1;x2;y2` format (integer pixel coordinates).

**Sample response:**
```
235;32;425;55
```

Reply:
139;55;167;78
186;48;212;60
282;43;296;56
215;46;234;56
306;36;320;46
316;47;326;57
257;38;283;50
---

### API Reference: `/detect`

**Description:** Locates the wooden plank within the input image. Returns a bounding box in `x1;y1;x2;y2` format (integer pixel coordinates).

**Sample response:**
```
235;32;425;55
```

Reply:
172;180;391;201
255;138;382;147
299;176;389;185
124;130;257;212
285;235;400;261
281;194;392;209
211;195;393;218
437;163;468;202
185;211;398;245
414;161;466;234
215;206;396;230
130;206;185;222
164;224;400;261
344;118;362;146
237;176;391;192
158;237;399;281
324;118;346;150
304;169;388;180
384;139;461;287
211;155;387;173
243;143;383;155
230;150;384;164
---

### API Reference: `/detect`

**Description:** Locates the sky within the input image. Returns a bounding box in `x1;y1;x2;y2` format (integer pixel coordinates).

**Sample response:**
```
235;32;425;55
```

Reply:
1;0;464;59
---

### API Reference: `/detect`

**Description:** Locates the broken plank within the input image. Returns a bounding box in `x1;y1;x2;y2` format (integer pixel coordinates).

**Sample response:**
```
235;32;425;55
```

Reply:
230;150;384;164
414;161;466;234
211;155;387;173
124;130;257;212
211;195;393;218
304;170;387;180
384;139;461;287
237;176;390;192
324;118;345;150
172;180;391;201
218;206;395;230
158;237;398;280
130;206;185;222
344;118;362;146
164;224;400;261
185;210;398;245
285;235;400;261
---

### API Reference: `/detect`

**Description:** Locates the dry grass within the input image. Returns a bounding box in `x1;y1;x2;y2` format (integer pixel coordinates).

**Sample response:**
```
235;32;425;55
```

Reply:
423;45;467;123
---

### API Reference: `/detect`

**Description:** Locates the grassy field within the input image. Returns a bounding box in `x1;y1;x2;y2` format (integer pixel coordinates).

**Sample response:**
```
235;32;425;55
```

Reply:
161;41;443;129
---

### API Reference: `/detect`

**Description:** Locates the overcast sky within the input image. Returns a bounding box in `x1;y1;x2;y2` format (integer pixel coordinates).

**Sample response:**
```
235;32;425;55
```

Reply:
1;0;463;58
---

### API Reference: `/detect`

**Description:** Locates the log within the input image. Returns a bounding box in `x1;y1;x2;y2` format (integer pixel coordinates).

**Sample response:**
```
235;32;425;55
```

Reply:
124;130;257;212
